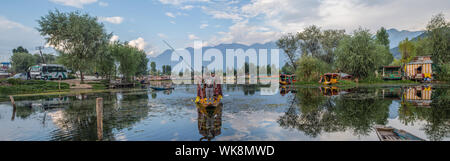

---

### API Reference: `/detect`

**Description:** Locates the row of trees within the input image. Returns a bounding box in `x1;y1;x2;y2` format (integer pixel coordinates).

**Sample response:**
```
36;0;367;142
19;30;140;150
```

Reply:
36;10;149;83
10;46;56;73
277;25;392;81
278;13;449;82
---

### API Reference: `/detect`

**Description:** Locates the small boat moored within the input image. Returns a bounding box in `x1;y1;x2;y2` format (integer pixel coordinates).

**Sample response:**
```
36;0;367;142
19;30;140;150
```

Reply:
150;86;175;91
375;126;425;141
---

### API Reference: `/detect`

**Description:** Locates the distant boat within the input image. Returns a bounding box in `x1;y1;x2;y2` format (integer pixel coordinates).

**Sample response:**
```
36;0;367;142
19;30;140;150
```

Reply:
150;87;174;91
375;126;425;141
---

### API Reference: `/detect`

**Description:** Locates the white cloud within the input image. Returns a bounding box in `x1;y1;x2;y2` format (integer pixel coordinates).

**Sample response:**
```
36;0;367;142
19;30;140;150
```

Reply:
158;0;209;5
98;1;108;7
169;21;176;24
181;5;194;10
165;12;176;18
110;35;119;42
207;21;280;46
157;33;168;38
49;0;98;8
200;24;209;29
128;37;147;51
188;34;199;40
98;16;124;24
0;16;43;61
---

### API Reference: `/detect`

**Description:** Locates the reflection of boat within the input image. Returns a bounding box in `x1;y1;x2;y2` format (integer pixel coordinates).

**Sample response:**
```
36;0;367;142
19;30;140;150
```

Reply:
150;87;174;91
375;126;424;141
197;104;223;141
280;74;296;85
195;84;223;108
320;86;340;96
319;73;340;85
280;85;296;96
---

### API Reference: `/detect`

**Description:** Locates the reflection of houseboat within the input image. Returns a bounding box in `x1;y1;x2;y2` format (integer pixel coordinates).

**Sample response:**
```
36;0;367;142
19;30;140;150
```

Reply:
403;86;432;107
197;104;222;141
280;74;296;85
382;88;402;100
319;73;340;85
404;56;433;81
280;85;296;96
320;86;340;96
382;66;402;80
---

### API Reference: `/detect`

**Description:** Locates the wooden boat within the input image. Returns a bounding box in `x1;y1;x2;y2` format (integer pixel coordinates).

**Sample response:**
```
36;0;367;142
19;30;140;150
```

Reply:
319;73;340;85
375;126;425;141
195;84;223;108
280;74;296;85
150;86;174;91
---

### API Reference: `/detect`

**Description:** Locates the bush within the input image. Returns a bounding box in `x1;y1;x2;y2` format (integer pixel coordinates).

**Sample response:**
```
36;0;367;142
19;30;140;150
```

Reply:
296;56;330;82
437;63;450;81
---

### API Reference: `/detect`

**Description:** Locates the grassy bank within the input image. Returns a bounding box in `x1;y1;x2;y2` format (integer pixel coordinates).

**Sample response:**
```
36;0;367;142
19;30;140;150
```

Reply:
0;79;70;96
295;79;421;87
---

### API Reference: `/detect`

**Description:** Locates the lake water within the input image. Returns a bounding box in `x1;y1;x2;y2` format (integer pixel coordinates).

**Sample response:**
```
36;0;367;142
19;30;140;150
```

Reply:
0;84;449;141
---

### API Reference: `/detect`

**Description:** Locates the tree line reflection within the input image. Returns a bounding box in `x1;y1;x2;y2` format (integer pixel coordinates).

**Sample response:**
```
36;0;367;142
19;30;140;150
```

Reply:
278;86;450;141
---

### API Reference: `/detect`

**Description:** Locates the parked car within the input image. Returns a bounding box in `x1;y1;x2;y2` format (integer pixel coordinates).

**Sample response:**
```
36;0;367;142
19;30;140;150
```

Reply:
10;73;28;80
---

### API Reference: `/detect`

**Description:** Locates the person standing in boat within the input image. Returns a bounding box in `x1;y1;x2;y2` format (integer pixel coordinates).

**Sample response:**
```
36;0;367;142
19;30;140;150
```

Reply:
205;73;216;101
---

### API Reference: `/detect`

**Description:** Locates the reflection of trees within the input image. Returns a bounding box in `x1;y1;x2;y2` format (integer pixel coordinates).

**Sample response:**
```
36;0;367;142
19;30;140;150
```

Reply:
278;87;390;137
399;88;450;141
49;92;151;141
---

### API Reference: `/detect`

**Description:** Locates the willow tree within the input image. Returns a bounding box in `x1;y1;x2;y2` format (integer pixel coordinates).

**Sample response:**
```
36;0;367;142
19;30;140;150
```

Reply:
37;10;110;83
276;33;300;71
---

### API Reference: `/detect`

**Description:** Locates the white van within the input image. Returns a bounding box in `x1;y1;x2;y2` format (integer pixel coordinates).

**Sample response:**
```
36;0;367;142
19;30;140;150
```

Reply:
32;64;69;80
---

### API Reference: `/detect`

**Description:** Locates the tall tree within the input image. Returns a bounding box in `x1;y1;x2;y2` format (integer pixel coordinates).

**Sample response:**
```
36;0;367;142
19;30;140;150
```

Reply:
426;13;450;65
376;27;390;49
398;38;416;65
297;25;322;58
37;10;110;83
335;28;383;79
150;62;157;76
320;29;346;64
276;33;300;71
10;52;36;73
12;46;29;54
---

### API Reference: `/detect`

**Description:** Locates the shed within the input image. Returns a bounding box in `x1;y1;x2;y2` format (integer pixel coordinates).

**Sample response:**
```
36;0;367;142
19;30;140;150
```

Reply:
382;66;402;80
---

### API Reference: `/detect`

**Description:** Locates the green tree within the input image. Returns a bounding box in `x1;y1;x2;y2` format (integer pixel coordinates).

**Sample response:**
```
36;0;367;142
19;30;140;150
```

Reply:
335;28;382;79
12;46;29;54
320;29;346;64
398;38;416;65
110;43;147;82
37;10;110;83
150;62;157;76
296;56;330;82
10;52;36;73
426;13;450;80
298;25;322;58
277;33;300;71
376;27;390;48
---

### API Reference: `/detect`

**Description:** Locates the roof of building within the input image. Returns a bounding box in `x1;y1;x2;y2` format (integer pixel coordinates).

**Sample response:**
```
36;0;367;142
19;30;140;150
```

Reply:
407;56;433;65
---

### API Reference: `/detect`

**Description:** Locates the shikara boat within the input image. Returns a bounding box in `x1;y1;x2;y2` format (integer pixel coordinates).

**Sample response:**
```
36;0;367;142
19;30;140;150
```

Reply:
280;74;296;85
319;73;340;85
195;84;223;108
375;126;425;141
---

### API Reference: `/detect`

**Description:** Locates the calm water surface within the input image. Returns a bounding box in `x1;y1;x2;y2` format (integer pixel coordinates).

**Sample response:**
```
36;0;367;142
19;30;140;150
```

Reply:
0;84;449;141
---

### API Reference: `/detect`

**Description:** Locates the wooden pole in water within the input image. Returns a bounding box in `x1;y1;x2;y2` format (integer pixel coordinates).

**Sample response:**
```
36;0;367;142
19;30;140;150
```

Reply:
59;77;61;91
10;96;16;121
96;97;103;141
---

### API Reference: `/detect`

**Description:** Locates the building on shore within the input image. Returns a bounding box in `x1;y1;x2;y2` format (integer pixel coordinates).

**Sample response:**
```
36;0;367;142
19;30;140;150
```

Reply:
404;56;433;80
382;66;402;80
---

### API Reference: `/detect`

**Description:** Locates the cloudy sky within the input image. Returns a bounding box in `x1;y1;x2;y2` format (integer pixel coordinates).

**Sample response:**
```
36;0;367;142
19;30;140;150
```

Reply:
0;0;449;61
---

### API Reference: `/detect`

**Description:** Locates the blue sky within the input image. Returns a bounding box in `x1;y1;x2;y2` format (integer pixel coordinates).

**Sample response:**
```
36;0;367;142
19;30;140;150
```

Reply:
0;0;449;62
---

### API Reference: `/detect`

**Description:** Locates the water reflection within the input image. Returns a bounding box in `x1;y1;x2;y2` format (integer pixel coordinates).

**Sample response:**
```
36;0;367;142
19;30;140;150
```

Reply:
278;85;449;140
0;85;449;141
197;104;223;141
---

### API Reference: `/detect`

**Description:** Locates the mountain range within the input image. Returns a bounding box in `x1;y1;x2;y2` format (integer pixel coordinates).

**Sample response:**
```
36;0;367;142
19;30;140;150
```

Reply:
149;28;426;70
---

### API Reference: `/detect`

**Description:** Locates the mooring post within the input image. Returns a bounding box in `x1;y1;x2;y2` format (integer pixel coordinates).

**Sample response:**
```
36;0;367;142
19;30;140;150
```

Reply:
59;77;61;90
96;97;103;141
10;96;16;121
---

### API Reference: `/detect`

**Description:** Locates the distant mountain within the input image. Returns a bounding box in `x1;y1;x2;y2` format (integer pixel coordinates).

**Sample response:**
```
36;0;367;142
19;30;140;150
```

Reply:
148;42;287;70
389;32;428;59
387;28;424;48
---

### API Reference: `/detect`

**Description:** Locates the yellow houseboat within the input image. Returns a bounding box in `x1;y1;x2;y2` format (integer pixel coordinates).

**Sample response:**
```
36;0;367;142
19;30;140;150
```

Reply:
319;73;340;85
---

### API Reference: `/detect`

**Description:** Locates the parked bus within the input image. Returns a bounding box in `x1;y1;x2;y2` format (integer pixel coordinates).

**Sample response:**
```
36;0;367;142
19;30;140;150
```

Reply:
29;64;69;80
